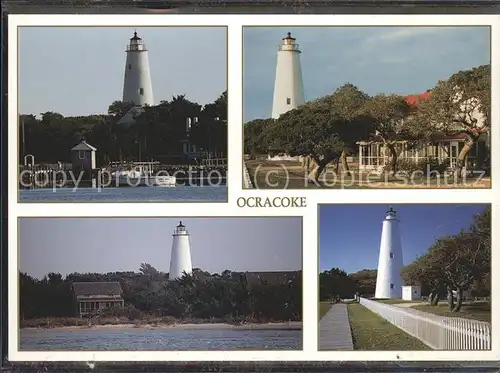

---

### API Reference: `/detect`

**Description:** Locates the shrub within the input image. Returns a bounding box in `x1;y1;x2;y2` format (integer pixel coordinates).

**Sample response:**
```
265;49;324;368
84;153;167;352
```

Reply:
383;157;448;176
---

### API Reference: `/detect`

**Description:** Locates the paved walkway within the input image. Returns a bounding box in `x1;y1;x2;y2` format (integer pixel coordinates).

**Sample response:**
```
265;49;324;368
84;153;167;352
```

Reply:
319;303;354;350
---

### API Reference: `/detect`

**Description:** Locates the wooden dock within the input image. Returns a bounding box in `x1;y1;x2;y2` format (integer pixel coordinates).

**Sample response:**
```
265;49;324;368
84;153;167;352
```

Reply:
319;303;354;351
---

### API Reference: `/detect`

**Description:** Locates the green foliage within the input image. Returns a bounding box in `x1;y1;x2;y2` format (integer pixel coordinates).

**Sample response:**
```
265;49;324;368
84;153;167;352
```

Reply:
382;157;447;176
19;91;227;165
20;265;301;323
319;268;376;300
401;206;491;310
244;65;490;177
244;119;274;155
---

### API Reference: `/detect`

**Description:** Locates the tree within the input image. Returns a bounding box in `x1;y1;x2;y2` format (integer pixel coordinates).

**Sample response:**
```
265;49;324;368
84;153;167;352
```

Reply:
244;119;274;156
348;269;377;297
108;101;136;117
413;65;490;174
19;268;302;324
20;92;228;165
266;84;373;183
319;267;357;300
401;205;491;311
401;253;445;306
360;94;418;175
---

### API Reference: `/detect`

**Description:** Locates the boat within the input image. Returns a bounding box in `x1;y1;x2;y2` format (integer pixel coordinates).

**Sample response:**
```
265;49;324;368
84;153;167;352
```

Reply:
111;164;176;187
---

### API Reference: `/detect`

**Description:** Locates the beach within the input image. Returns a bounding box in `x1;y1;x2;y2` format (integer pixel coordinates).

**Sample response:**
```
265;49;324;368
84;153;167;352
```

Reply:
21;321;302;332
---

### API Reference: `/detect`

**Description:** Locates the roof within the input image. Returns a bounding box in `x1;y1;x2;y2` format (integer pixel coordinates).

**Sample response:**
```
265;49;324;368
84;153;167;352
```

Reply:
72;281;123;296
405;92;431;105
71;140;97;152
116;106;144;126
130;31;142;41
233;271;302;284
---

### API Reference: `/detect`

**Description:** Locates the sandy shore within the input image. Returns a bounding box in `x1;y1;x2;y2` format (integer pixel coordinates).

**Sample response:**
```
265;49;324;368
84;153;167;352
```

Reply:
22;321;302;332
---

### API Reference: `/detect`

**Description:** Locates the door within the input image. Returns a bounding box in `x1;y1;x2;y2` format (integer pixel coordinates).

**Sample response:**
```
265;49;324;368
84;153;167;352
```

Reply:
449;142;459;168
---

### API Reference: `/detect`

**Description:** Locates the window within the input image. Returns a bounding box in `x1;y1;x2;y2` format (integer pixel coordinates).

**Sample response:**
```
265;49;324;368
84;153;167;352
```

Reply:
139;88;144;95
389;253;394;259
78;150;85;160
390;284;394;289
286;98;291;105
128;64;132;70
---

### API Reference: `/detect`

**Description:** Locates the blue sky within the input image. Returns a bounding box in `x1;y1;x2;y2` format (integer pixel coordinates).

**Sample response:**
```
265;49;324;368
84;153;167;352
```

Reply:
19;27;227;117
243;26;490;122
319;204;488;274
19;217;302;279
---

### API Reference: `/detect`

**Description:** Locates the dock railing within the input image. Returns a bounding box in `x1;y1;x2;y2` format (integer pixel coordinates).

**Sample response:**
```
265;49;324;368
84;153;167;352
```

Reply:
359;297;491;350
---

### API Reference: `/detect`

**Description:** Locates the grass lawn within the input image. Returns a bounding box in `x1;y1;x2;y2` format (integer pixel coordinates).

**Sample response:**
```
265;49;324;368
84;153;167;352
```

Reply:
319;302;332;320
245;160;490;189
374;299;424;304
347;303;430;350
413;302;491;323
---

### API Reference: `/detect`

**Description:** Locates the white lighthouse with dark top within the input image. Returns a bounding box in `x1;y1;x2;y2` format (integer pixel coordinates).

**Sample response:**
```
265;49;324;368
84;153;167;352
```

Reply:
375;208;404;299
122;31;154;107
271;32;305;119
169;221;193;280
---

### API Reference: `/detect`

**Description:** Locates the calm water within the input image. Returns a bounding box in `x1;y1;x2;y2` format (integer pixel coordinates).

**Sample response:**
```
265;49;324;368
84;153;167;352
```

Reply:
20;329;301;350
20;186;227;203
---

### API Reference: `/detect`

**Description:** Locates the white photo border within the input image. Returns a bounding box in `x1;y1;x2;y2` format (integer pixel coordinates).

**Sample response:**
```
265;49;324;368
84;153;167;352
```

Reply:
8;13;500;362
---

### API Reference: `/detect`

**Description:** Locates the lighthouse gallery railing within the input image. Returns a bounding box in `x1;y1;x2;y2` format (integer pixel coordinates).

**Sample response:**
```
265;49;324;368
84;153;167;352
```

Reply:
359;297;491;350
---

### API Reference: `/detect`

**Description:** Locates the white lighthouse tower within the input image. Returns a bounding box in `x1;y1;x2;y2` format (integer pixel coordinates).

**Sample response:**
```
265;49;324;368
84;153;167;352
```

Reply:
271;32;305;119
375;208;404;299
122;31;154;107
169;221;193;280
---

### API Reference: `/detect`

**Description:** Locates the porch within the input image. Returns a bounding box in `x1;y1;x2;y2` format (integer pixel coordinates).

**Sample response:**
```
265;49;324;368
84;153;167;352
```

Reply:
357;138;484;173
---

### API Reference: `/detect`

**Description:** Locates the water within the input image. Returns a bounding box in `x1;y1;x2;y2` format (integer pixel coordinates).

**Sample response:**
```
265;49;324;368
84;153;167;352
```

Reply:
20;328;301;350
19;186;227;203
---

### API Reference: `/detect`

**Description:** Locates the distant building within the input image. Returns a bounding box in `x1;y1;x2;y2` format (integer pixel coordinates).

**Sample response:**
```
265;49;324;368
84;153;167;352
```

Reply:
233;270;302;285
72;281;124;317
70;140;97;171
402;285;421;301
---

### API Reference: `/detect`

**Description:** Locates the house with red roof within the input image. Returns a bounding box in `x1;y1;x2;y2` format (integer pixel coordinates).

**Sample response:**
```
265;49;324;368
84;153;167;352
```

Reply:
356;92;490;173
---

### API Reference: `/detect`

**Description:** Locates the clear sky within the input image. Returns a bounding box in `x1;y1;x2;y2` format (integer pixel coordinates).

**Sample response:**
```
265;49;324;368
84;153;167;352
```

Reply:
19;27;227;117
243;26;490;122
19;217;302;279
319;204;488;274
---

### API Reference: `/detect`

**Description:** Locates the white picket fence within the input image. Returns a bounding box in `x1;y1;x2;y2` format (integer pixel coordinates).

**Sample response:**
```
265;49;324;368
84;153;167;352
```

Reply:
243;162;253;189
359;297;491;350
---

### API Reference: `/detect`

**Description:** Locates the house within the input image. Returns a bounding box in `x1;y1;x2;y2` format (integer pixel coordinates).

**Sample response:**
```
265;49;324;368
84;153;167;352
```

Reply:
357;92;490;173
70;140;97;171
232;270;302;285
72;281;124;317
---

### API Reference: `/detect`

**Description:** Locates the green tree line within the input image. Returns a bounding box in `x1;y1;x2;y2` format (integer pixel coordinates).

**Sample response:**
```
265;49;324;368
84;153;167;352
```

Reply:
20;91;227;166
20;263;301;324
245;65;490;182
401;205;490;312
319;206;491;313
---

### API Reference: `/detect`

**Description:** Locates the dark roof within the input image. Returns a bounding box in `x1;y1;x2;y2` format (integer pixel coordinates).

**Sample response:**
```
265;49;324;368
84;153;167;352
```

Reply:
233;271;301;284
72;281;123;296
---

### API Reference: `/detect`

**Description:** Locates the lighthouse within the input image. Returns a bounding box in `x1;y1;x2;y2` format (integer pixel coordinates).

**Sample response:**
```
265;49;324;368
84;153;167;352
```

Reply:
169;221;193;280
271;32;305;119
122;31;154;107
374;208;404;299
